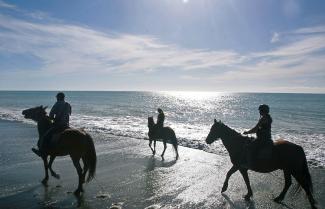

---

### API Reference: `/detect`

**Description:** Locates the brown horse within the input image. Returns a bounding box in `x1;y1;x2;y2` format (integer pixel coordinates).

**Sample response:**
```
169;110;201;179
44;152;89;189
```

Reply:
206;119;317;209
148;117;179;159
22;106;97;196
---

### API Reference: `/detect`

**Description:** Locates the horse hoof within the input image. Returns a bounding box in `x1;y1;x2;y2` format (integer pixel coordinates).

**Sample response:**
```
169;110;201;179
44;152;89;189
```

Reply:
52;173;60;179
74;190;81;196
243;194;252;201
221;184;228;193
273;196;283;203
41;179;48;186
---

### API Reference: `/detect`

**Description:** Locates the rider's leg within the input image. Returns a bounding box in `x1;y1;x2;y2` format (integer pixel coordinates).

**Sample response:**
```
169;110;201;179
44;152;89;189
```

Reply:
40;128;55;156
32;137;43;157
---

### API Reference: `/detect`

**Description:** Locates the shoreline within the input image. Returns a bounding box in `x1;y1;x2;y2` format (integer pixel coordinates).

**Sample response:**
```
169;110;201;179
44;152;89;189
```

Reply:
0;120;324;208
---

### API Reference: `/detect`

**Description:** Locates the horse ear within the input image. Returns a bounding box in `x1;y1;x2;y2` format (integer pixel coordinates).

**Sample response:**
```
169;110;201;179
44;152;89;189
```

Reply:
214;119;217;123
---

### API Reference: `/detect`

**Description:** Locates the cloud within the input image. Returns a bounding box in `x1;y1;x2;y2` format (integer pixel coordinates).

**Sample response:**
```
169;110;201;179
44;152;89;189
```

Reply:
292;25;325;35
270;32;279;43
0;8;325;92
0;0;16;9
0;14;244;75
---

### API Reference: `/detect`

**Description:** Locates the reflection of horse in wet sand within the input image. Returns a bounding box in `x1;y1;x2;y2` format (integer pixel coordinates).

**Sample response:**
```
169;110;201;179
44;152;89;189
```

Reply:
147;117;179;159
206;119;317;209
22;106;97;196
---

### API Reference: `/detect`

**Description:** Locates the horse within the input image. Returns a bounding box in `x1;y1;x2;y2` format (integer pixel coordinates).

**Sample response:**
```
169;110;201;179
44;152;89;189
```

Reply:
147;117;179;160
22;106;97;196
205;119;317;209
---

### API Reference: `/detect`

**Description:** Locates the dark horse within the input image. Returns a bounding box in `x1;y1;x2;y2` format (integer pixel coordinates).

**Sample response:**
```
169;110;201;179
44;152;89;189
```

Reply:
22;106;97;196
147;117;179;159
206;119;317;209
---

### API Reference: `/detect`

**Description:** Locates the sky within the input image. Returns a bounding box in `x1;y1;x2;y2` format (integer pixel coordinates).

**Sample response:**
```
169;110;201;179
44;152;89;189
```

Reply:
0;0;325;93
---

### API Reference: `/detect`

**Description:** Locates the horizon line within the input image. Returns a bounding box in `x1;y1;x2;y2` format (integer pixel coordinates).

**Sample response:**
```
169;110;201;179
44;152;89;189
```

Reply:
0;89;324;95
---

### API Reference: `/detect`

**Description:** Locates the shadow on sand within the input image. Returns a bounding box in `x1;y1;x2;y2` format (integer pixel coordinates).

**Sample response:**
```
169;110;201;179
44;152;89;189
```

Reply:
222;193;256;209
145;156;177;172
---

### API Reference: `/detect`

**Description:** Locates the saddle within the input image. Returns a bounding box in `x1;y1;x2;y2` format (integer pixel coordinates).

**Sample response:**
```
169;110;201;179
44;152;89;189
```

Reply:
241;140;273;168
47;127;69;149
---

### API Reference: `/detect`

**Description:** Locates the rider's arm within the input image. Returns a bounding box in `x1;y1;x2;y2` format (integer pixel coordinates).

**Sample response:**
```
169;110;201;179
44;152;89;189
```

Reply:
49;103;58;120
244;118;262;134
245;124;258;134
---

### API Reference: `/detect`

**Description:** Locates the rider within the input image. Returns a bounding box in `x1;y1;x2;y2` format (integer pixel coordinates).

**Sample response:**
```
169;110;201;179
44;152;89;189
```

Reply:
243;104;273;167
157;108;165;129
32;92;72;157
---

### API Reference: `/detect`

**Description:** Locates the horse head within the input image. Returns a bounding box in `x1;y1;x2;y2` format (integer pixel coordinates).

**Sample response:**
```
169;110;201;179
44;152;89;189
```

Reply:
22;105;47;122
206;119;224;144
148;116;155;128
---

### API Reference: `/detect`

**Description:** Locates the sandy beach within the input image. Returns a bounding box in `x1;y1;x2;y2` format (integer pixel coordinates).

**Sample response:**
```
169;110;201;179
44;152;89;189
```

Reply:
0;120;324;209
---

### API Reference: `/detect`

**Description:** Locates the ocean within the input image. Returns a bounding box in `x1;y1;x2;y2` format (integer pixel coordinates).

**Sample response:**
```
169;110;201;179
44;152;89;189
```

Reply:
0;91;324;167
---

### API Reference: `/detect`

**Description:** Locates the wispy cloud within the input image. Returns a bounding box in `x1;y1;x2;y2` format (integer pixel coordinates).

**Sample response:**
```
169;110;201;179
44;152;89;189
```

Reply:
0;14;244;75
0;0;16;9
270;32;280;43
0;5;325;92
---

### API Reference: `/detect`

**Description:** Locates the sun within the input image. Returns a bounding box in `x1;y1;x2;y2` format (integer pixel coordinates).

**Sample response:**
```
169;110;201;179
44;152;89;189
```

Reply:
182;0;189;3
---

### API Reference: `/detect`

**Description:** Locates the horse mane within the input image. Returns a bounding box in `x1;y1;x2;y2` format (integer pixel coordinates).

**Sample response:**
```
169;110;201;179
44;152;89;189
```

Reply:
35;106;52;127
148;116;155;128
219;122;240;137
218;122;252;142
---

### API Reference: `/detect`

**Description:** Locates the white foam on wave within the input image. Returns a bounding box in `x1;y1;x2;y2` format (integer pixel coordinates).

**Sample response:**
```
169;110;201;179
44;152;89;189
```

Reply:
0;107;34;125
1;107;324;168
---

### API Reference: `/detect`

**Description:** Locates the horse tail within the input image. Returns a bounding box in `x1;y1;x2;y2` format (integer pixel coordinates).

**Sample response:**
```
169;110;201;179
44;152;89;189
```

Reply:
301;148;313;193
171;130;179;158
85;133;97;182
291;146;314;197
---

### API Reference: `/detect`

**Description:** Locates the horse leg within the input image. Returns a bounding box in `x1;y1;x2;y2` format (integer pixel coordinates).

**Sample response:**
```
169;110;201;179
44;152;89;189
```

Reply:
48;156;60;179
274;170;291;202
41;156;49;186
161;140;167;159
173;143;179;160
239;169;253;200
149;140;155;155
221;165;238;193
153;140;156;155
81;156;88;183
72;157;84;196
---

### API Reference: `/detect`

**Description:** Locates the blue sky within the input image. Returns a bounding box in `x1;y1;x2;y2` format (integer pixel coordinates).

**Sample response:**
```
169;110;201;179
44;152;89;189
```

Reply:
0;0;325;92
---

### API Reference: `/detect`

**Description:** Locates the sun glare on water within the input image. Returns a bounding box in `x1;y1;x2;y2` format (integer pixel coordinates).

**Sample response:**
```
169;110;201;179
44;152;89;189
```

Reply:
162;91;223;101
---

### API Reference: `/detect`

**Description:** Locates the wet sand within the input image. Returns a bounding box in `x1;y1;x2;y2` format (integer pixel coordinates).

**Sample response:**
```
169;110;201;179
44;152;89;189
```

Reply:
0;120;324;209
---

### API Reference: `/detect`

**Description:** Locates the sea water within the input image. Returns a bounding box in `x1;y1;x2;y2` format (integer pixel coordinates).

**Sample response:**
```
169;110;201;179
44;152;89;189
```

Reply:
0;91;324;167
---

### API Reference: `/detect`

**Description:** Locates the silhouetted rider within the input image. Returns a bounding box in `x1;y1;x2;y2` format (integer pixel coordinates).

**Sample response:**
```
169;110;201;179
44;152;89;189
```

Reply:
32;92;71;157
157;108;165;129
243;104;273;167
49;92;71;129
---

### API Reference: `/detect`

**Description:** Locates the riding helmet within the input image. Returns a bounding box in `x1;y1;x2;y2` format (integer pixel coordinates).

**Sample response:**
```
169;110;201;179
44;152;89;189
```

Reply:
258;104;270;114
56;92;65;100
